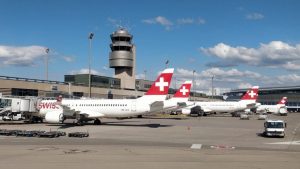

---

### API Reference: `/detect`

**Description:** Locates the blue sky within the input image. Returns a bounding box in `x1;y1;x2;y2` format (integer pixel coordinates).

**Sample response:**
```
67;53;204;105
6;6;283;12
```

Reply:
1;0;300;93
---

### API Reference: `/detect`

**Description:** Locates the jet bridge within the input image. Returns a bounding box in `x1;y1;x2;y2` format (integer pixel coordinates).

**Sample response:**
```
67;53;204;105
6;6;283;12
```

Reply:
0;97;39;121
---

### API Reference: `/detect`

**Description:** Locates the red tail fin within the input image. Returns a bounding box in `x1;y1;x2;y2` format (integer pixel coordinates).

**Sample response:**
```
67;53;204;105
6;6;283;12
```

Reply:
277;97;287;105
241;86;259;100
145;68;174;95
173;81;192;98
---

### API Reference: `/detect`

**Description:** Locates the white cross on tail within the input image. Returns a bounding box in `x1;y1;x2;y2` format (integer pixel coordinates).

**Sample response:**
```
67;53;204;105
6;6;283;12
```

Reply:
155;77;169;91
248;90;256;98
180;86;189;95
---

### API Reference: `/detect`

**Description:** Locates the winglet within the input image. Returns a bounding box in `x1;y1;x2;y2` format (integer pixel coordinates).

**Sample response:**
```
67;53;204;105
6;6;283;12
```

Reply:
145;68;174;95
241;86;259;100
173;81;192;98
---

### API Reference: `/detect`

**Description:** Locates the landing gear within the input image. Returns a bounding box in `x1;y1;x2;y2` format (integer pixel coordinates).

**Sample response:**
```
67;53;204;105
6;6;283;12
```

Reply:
74;119;83;126
94;119;101;125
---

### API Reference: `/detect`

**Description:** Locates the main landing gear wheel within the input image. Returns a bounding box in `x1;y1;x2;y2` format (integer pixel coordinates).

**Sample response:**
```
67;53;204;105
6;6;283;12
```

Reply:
75;119;83;126
94;119;101;125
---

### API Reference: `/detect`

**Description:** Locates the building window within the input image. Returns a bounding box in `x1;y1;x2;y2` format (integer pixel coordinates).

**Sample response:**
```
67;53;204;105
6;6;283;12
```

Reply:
73;92;84;97
11;88;38;96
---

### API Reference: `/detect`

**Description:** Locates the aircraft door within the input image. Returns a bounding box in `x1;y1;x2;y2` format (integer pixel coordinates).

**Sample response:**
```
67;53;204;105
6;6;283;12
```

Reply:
131;100;136;112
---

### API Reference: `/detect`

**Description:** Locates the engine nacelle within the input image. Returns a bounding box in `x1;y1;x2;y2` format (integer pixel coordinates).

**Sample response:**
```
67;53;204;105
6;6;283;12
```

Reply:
181;108;191;115
45;110;64;123
279;107;288;115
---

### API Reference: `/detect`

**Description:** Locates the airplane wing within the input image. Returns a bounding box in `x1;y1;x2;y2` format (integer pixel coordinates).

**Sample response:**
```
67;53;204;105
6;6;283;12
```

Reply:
79;110;105;118
160;102;189;112
246;103;257;109
202;108;212;112
149;101;164;112
58;104;78;117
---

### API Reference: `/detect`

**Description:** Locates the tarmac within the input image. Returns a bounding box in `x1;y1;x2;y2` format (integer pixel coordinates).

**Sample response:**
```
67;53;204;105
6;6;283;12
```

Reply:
0;113;299;169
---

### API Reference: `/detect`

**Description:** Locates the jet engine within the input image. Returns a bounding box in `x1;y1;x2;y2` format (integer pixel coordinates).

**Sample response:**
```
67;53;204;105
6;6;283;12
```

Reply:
45;110;64;123
181;108;191;115
279;107;288;116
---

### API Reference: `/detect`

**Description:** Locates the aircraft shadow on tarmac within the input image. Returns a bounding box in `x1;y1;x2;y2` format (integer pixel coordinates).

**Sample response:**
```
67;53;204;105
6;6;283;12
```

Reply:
46;122;173;129
142;117;187;120
102;122;173;128
0;122;39;126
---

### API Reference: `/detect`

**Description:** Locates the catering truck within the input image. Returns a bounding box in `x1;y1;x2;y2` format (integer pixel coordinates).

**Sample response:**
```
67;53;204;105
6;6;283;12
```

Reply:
263;119;286;138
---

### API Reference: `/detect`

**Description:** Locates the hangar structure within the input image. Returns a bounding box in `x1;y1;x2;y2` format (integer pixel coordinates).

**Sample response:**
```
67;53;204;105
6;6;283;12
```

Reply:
224;86;300;112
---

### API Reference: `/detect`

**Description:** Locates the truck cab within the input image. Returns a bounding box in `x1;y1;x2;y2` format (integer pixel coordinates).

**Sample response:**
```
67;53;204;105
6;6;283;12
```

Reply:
264;120;286;138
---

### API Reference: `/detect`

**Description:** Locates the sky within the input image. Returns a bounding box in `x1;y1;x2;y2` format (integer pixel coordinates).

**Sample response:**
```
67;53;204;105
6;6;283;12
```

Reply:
0;0;300;93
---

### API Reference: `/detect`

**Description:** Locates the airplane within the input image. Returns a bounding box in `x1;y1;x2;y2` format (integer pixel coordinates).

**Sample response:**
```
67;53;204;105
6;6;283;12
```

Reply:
162;80;193;112
182;86;259;115
38;68;174;125
256;97;288;116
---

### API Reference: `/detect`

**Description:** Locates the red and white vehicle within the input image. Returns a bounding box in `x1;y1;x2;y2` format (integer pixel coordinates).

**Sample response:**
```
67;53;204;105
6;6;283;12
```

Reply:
38;68;174;125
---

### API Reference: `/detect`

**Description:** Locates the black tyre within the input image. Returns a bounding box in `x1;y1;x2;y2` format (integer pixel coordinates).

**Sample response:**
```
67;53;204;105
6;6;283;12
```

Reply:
94;119;101;125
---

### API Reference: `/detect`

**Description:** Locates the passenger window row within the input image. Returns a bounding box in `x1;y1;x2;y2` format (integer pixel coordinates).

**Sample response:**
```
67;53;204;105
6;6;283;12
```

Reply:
66;104;128;107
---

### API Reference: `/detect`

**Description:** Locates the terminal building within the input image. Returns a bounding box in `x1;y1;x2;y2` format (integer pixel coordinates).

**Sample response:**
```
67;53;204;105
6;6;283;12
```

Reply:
224;86;300;112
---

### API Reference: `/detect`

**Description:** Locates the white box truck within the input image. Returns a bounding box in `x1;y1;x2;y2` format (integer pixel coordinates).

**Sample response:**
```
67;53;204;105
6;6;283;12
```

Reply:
264;119;286;138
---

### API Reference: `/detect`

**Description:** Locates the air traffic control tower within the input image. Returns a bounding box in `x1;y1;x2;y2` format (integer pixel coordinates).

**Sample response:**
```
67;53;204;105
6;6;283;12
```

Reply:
109;28;136;90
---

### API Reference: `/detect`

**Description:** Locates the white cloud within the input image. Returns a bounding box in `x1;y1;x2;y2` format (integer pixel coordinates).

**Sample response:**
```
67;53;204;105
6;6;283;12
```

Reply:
107;17;122;28
177;18;194;24
142;16;173;30
200;68;262;79
155;16;173;26
177;17;205;25
201;41;300;70
0;45;48;66
136;73;146;80
63;56;74;62
238;82;252;89
70;68;103;75
246;13;264;20
102;66;109;71
196;18;206;24
175;68;267;93
276;74;300;84
143;16;205;30
176;67;300;93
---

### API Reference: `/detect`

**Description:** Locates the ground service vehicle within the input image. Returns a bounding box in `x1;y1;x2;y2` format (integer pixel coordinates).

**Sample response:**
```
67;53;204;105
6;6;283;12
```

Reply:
264;120;286;138
68;132;89;138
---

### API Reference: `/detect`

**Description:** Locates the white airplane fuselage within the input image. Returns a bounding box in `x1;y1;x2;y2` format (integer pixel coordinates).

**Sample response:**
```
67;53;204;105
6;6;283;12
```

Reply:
182;100;254;114
39;96;165;119
197;101;250;112
256;104;287;114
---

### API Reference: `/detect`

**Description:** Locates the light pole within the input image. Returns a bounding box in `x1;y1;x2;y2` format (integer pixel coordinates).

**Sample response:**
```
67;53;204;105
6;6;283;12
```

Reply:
144;70;147;80
45;48;49;81
174;77;177;90
88;32;94;98
192;70;196;101
211;75;215;100
165;60;169;68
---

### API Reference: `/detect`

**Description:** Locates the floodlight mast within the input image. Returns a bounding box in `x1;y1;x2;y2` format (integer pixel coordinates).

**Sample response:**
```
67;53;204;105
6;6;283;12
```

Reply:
88;32;94;98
